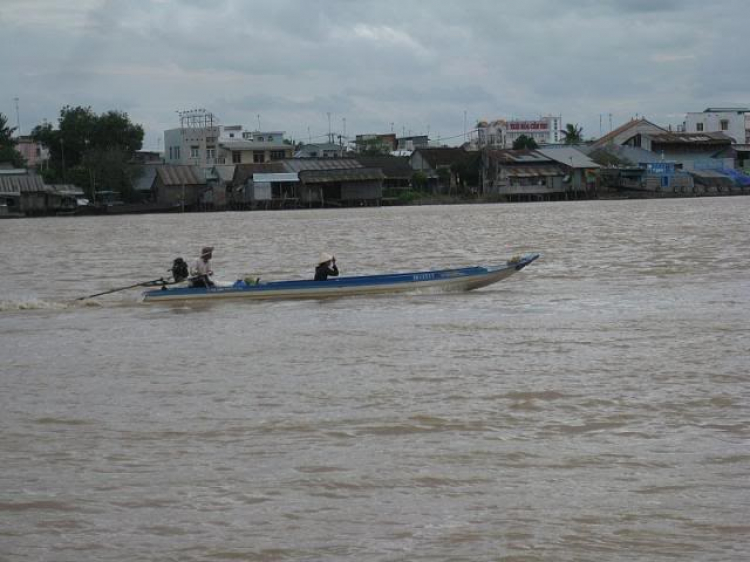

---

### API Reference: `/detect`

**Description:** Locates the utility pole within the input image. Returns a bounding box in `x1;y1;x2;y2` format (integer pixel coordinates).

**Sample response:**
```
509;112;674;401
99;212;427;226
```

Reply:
327;112;332;144
14;97;21;135
60;138;66;181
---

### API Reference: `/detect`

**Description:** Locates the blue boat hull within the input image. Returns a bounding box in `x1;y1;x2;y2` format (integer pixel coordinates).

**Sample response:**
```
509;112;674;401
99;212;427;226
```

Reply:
142;253;540;303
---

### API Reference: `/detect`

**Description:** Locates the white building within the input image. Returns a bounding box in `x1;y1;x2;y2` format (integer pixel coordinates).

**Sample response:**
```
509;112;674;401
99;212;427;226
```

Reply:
164;112;292;168
476;115;562;148
164;110;221;167
683;107;750;144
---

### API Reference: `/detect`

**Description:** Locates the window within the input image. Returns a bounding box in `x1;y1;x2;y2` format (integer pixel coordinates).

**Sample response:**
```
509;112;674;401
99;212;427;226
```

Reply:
267;136;274;142
190;145;200;159
720;120;729;131
232;152;241;164
696;123;704;132
206;137;216;143
253;151;265;163
270;150;285;160
206;146;216;159
169;147;173;159
229;133;235;138
257;136;264;142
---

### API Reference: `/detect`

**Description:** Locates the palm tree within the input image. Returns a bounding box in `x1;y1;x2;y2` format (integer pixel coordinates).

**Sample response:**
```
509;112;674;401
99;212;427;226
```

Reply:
561;123;583;145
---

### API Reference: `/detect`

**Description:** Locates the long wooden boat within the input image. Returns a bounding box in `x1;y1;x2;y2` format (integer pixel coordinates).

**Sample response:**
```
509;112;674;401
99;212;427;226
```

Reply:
142;253;540;303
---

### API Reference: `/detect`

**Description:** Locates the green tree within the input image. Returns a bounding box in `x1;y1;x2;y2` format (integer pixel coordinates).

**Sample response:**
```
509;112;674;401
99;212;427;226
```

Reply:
451;152;481;193
561;123;584;145
0;113;26;168
411;171;428;191
31;106;144;198
512;134;539;150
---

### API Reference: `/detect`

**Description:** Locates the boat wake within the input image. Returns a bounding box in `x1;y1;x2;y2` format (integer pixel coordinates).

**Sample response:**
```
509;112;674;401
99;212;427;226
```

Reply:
0;298;102;312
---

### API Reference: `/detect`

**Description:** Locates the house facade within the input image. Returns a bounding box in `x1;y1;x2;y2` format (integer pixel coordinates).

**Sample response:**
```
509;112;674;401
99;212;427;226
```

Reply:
683;107;750;144
481;149;569;201
14;136;50;168
295;143;346;158
355;134;397;153
409;147;467;193
153;165;207;209
590;118;667;151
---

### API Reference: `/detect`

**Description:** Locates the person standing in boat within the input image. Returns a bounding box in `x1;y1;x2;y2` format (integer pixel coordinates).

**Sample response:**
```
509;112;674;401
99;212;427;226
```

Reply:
190;246;215;288
314;252;339;281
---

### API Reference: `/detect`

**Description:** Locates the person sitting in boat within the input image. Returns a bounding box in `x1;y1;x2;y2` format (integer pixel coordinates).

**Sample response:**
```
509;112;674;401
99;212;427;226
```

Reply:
314;252;339;281
190;246;215;288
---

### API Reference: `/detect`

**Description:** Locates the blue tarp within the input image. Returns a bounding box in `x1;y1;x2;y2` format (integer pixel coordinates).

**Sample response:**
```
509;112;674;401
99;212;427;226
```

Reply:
719;169;750;187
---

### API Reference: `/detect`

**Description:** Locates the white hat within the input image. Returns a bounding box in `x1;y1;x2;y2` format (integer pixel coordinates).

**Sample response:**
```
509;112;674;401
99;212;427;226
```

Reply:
318;252;333;265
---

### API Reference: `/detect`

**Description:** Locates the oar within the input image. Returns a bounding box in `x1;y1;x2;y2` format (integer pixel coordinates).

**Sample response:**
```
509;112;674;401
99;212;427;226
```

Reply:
76;277;166;301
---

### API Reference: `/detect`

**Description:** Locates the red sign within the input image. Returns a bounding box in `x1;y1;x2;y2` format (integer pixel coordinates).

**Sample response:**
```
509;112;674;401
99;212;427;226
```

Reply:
509;121;549;131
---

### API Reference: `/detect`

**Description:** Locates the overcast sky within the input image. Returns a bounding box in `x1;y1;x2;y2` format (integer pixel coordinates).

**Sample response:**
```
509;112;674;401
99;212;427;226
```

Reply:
2;0;748;150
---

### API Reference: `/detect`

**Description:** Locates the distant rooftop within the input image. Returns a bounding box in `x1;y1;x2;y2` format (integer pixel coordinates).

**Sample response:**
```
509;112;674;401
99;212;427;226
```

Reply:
703;107;750;113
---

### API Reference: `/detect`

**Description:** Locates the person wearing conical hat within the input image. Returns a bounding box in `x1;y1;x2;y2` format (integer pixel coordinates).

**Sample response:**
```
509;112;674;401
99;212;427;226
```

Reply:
189;246;215;288
314;251;339;281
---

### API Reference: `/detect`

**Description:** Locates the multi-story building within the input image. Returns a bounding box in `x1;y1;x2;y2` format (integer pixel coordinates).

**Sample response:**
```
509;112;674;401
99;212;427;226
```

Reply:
164;111;292;168
218;126;293;164
164;110;221;167
355;133;397;153
476;115;562;148
397;135;429;151
683;107;750;144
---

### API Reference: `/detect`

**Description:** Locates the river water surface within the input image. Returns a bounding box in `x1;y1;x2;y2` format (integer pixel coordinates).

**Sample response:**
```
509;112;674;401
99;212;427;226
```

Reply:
1;199;749;561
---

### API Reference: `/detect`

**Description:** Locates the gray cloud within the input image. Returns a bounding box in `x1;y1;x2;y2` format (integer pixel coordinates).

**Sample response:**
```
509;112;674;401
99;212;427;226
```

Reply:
2;0;747;148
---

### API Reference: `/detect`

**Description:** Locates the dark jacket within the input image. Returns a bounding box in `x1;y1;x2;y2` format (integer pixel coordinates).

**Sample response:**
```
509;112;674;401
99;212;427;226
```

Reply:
314;262;339;281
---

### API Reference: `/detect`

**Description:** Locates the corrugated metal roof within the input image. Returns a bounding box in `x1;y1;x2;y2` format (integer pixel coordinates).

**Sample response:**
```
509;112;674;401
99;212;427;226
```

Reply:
505;165;563;178
48;184;84;195
156;165;206;186
219;140;291;151
650;132;732;144
0;174;47;193
298;168;384;183
413;147;467;167
354;156;413;178
233;162;287;185
283;158;363;173
487;149;553;165
538;147;601;169
253;173;299;183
